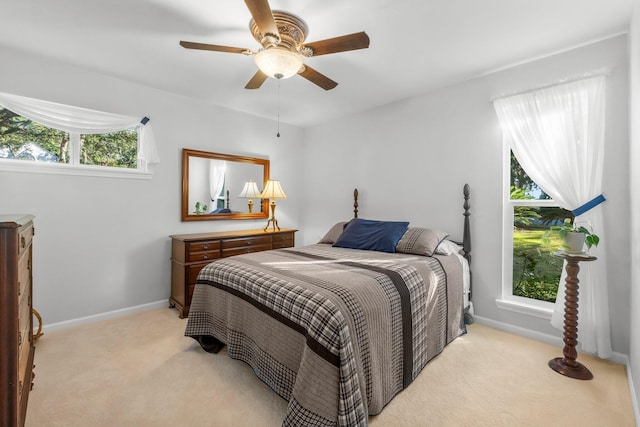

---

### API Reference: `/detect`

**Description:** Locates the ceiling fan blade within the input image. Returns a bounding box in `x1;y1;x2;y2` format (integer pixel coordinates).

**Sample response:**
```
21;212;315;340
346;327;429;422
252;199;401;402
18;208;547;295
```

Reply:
245;70;268;89
180;40;253;55
298;65;338;91
244;0;280;42
179;41;250;54
303;31;370;57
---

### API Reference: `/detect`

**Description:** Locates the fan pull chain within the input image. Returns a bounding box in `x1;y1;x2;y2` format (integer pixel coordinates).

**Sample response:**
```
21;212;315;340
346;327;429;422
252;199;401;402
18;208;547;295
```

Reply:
276;80;281;138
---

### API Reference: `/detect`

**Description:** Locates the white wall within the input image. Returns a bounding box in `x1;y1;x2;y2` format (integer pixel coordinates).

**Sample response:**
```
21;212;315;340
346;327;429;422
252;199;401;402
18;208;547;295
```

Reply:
0;46;305;325
302;35;631;355
628;0;640;417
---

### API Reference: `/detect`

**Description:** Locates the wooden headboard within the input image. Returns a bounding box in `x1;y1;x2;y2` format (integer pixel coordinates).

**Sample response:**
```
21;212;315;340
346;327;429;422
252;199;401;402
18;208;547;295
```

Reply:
350;185;470;265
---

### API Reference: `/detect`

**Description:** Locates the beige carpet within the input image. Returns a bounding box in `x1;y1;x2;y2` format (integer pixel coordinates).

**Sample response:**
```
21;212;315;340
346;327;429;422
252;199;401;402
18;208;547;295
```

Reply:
25;308;634;427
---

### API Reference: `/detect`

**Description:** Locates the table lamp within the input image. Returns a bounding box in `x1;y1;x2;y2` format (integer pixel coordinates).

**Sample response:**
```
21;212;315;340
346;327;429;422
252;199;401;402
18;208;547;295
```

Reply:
259;180;287;231
238;180;262;213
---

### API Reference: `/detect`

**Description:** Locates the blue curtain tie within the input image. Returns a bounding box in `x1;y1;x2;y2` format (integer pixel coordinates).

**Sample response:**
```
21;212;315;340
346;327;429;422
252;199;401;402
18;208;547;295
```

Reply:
140;116;150;125
572;194;606;217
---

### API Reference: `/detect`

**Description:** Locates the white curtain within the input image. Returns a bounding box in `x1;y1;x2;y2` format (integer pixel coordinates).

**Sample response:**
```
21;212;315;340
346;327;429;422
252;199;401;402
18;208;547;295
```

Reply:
0;92;160;166
493;75;611;358
209;160;227;207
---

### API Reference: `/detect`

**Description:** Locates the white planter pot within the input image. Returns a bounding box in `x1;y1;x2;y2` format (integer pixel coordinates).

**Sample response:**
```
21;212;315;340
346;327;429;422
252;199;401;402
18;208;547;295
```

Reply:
564;231;586;254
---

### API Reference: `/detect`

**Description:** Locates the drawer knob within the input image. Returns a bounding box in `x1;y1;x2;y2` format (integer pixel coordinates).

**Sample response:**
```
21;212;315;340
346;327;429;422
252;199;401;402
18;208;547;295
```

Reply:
21;236;26;248
18;282;21;296
18;331;22;346
203;254;208;259
203;244;209;249
246;240;252;245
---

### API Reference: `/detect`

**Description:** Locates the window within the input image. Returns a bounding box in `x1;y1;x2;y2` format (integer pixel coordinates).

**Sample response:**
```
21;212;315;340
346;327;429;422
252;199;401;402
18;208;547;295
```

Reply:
0;92;158;178
502;150;572;313
0;107;138;169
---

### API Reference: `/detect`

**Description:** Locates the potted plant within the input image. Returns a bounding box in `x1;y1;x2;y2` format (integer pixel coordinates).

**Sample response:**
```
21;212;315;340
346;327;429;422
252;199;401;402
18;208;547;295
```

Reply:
545;218;600;253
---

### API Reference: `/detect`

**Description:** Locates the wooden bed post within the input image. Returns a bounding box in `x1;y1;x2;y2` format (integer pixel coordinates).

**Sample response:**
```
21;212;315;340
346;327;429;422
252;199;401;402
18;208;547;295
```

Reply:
463;183;471;302
462;183;471;265
354;188;359;218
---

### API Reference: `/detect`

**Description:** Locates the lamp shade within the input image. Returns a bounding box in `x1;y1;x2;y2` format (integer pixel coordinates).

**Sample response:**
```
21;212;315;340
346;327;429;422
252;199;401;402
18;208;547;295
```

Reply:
260;180;287;199
238;180;261;198
254;48;303;79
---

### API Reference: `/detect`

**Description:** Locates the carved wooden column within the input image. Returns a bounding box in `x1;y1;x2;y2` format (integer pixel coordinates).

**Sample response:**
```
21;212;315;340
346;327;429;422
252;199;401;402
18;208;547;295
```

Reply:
548;252;597;380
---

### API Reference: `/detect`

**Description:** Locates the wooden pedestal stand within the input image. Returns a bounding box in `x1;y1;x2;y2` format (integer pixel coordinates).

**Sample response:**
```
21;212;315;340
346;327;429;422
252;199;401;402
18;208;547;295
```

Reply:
548;252;596;380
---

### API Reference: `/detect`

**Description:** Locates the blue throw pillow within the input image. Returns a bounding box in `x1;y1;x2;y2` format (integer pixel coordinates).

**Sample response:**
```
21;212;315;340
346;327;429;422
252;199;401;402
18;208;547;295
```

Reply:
333;218;409;253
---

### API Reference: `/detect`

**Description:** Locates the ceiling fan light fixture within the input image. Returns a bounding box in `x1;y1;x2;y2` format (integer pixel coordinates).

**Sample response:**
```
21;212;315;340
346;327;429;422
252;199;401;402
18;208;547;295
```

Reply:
254;48;303;80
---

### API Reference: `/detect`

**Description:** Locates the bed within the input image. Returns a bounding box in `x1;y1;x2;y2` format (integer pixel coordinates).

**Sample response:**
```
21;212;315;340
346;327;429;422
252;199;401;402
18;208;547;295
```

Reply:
185;185;472;427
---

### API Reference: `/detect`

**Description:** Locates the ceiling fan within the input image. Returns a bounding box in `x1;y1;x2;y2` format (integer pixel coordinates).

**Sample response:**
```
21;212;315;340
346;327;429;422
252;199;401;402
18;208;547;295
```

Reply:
179;0;370;91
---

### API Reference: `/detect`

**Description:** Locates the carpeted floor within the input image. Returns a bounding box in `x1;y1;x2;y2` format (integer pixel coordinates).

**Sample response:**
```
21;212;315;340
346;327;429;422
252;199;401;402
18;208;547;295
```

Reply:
25;308;634;426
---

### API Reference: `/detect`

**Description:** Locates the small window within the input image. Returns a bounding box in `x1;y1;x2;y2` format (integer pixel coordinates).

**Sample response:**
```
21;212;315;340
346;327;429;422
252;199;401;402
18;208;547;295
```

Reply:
0;107;139;170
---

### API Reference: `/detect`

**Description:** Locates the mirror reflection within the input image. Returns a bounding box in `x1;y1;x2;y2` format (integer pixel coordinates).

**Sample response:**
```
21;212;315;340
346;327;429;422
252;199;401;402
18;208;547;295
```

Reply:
182;149;270;221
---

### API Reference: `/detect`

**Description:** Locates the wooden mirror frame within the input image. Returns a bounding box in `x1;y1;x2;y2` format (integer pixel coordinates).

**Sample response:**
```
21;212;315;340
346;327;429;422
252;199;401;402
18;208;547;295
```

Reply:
181;148;270;221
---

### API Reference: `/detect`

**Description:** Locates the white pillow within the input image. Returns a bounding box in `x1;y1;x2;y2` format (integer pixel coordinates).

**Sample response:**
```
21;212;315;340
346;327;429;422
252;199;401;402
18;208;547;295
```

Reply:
435;240;463;255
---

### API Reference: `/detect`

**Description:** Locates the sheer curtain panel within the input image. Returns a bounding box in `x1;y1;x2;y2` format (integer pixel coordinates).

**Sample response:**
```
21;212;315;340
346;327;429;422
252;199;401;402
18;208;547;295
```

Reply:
209;160;227;207
493;75;611;358
0;92;159;168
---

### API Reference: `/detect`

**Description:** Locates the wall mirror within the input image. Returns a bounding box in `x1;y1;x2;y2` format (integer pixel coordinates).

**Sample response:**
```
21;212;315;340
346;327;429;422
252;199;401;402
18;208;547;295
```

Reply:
182;148;270;221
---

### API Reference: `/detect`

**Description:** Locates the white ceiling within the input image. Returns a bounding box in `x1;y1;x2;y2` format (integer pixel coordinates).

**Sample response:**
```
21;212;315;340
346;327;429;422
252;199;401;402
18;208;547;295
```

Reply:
1;0;632;128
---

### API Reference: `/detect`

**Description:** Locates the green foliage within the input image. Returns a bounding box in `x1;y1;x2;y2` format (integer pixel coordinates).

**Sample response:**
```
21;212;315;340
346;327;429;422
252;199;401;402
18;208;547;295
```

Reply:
511;186;541;228
194;202;208;214
513;279;559;302
81;130;137;168
0;108;68;161
510;151;550;199
513;229;563;302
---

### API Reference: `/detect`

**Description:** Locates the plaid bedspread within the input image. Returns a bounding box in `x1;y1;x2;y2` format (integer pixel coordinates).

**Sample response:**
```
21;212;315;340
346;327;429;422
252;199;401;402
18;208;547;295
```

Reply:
185;244;465;427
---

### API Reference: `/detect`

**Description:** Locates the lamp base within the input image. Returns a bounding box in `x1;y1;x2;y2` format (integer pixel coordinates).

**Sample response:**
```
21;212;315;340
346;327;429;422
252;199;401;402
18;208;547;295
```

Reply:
263;217;280;232
263;200;281;232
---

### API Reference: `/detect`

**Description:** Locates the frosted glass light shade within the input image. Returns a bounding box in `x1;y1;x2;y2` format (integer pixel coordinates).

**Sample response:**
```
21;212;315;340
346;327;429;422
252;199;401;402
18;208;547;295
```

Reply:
254;48;303;79
260;180;287;199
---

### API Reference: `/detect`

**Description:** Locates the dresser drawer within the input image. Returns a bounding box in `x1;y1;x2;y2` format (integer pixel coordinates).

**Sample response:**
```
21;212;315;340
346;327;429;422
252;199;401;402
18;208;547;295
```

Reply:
222;236;272;257
18;223;33;257
18;288;31;335
272;232;294;248
186;240;221;262
222;235;272;249
17;250;31;298
222;244;272;257
18;320;31;390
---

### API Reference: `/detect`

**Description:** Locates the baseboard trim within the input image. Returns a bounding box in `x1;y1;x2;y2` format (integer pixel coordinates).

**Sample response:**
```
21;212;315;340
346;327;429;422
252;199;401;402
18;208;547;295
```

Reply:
626;363;640;426
42;300;168;333
473;314;628;365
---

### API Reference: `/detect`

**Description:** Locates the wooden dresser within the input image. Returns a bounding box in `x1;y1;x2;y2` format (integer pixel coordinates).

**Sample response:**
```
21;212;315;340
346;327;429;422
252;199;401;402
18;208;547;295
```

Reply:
0;215;35;427
169;228;296;318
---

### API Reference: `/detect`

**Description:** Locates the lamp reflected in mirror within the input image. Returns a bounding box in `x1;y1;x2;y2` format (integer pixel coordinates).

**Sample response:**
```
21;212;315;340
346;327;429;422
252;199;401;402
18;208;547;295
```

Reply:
238;180;262;213
260;180;287;231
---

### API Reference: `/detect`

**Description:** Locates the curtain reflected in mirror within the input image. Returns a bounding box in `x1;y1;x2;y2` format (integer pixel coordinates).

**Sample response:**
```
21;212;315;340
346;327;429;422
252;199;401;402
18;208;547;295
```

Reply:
182;149;270;221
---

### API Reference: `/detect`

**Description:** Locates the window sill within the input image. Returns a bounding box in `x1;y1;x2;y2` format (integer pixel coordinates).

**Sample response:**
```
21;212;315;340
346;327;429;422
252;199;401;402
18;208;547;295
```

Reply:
495;298;553;320
0;159;152;180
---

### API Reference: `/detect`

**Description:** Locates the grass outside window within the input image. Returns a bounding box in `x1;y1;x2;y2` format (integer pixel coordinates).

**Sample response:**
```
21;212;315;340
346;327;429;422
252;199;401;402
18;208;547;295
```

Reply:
512;226;564;302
